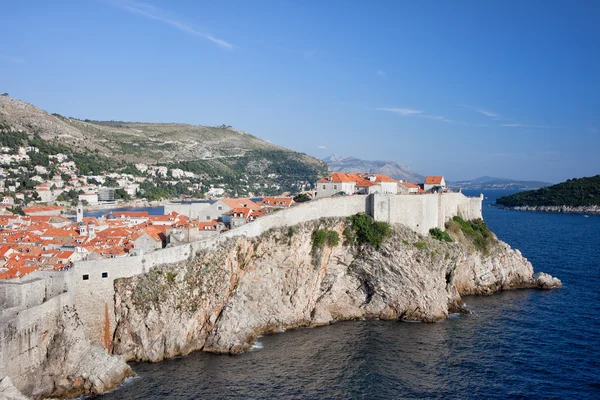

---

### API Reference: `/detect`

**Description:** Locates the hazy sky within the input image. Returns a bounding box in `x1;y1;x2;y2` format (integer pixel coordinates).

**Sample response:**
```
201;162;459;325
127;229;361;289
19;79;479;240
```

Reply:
1;1;599;182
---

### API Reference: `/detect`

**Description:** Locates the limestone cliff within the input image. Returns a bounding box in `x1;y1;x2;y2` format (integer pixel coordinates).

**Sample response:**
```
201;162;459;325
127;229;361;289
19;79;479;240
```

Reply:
113;218;560;360
1;305;132;400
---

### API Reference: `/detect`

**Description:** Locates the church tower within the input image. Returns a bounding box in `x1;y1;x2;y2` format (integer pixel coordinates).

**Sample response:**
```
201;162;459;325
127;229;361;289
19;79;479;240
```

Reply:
76;201;83;223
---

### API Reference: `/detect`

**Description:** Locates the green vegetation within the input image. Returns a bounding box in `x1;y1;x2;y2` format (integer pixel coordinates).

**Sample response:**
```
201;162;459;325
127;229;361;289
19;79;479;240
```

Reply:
346;213;391;247
170;149;328;195
293;193;311;203
287;227;295;238
166;272;177;283
429;227;452;242
446;216;494;254
312;229;340;251
342;227;355;245
0;126;28;148
496;175;600;207
414;241;427;250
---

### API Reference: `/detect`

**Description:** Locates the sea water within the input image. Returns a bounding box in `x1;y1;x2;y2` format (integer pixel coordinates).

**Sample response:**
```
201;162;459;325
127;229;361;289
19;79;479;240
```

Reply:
95;191;600;399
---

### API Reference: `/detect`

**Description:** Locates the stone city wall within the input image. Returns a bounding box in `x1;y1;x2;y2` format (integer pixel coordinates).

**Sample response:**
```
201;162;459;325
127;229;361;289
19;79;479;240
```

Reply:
0;292;71;393
0;192;483;349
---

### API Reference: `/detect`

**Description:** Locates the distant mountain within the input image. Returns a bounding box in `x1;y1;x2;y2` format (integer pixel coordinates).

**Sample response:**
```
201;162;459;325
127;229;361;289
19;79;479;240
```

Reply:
323;155;424;183
450;176;552;190
0;96;325;168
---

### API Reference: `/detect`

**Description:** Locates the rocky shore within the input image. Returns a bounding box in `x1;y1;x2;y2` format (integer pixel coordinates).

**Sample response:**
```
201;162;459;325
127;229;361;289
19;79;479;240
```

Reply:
1;217;561;399
112;218;560;361
501;205;600;214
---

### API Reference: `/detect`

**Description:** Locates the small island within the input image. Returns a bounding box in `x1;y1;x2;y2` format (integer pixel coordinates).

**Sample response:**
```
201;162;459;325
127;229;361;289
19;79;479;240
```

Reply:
496;175;600;213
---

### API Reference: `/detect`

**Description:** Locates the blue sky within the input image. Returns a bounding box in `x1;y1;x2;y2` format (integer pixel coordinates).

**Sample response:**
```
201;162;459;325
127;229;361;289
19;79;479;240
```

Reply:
1;0;599;182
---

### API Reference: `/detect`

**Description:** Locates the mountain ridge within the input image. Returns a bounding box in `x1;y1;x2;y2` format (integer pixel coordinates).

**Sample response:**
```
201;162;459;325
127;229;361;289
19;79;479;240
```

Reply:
323;154;425;183
0;95;328;195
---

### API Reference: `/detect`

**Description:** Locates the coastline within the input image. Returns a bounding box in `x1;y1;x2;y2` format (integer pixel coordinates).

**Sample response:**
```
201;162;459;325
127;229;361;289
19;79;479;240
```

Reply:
499;205;600;214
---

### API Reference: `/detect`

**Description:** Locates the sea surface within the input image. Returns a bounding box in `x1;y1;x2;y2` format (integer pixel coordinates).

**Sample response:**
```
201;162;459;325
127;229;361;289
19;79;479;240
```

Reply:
95;190;600;399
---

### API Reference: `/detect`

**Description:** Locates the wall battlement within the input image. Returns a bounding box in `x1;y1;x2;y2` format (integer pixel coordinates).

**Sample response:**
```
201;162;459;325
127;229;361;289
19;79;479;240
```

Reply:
0;192;482;347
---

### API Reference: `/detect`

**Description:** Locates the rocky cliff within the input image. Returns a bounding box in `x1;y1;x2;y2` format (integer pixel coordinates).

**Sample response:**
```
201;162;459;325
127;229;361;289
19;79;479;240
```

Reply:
112;218;560;361
1;305;132;400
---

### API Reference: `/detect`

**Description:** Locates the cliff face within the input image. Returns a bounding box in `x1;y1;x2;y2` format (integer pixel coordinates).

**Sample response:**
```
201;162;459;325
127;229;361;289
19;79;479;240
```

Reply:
33;307;133;399
1;304;132;400
113;218;560;361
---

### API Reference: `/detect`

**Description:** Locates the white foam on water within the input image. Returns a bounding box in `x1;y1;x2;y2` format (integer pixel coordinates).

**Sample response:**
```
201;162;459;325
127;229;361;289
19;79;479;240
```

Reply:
250;341;264;350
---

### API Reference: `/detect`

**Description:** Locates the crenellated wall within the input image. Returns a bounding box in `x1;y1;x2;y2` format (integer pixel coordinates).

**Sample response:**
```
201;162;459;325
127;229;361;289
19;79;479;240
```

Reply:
0;192;483;349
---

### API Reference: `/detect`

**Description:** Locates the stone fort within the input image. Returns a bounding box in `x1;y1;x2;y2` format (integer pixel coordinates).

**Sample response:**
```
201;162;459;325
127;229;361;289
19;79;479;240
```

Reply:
0;192;482;386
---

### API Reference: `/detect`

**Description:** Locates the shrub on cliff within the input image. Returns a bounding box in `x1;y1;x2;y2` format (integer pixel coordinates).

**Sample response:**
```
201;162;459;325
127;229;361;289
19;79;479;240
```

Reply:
429;227;452;242
346;213;391;247
312;229;340;251
446;216;493;254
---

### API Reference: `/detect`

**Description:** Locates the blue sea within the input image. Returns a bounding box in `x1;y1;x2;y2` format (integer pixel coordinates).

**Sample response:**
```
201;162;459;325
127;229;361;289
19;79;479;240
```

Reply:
95;190;600;399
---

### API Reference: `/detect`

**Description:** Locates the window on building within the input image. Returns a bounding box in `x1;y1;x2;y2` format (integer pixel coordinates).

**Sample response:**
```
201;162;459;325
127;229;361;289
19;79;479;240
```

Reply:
217;206;222;211
334;185;337;190
101;272;108;278
322;185;326;190
206;216;210;220
82;274;89;280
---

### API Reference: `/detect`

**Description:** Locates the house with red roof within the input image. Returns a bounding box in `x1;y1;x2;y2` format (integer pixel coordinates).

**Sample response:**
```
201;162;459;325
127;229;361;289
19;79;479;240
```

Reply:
424;176;446;192
260;197;294;209
315;172;398;198
22;205;63;216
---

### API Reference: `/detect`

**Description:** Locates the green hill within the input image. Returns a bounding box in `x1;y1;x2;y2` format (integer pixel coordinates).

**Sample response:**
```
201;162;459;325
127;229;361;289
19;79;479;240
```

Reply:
496;175;600;207
0;96;328;196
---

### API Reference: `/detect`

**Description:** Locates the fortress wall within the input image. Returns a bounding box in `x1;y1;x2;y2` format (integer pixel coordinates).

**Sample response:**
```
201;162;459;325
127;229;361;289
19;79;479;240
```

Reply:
164;203;211;219
1;193;482;348
218;195;369;239
469;195;484;220
72;244;196;346
0;271;73;318
393;194;440;235
0;292;71;393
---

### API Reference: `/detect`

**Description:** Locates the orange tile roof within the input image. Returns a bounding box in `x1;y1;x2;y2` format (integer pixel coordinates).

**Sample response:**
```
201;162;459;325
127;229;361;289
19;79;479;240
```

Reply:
196;220;218;230
261;197;294;207
230;207;253;219
425;176;444;184
317;172;358;183
369;174;397;183
220;198;259;210
0;266;38;279
22;205;63;215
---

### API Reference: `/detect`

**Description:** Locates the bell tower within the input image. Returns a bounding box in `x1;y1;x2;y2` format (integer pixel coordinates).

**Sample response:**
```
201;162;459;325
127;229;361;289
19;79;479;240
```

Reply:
76;201;83;223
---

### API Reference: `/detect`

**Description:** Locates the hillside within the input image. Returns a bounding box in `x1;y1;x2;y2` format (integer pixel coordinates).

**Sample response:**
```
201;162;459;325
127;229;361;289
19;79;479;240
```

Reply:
496;175;600;207
451;176;551;190
324;154;424;182
0;95;328;196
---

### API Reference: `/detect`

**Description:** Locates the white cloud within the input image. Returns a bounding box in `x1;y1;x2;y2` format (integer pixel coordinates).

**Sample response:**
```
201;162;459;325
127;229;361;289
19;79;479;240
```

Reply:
318;145;327;149
422;115;454;124
108;0;232;49
377;107;462;124
376;70;385;76
377;107;423;116
460;104;500;119
500;123;557;129
1;56;24;64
